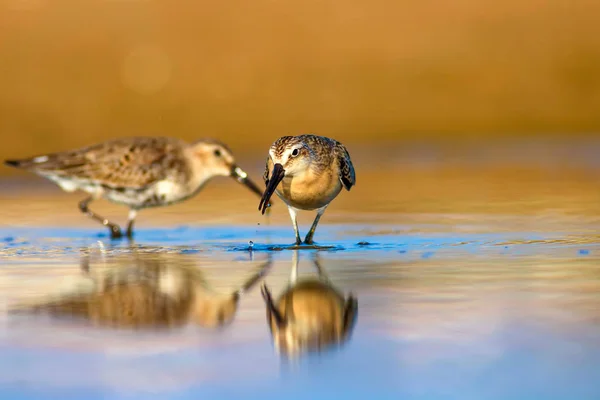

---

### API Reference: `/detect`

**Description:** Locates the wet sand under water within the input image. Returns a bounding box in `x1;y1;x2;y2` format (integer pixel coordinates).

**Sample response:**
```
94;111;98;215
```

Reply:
0;141;600;399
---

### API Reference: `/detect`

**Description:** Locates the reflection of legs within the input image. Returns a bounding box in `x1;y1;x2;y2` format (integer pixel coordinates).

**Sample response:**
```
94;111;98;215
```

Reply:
287;206;302;245
311;251;330;281
78;196;122;239
80;252;91;275
126;210;137;238
78;249;104;291
290;250;299;283
304;206;327;245
79;242;107;277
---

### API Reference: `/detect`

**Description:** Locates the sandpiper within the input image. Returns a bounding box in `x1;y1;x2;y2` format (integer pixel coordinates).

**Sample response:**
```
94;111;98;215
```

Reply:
261;251;358;357
5;137;264;239
10;252;273;329
258;134;355;245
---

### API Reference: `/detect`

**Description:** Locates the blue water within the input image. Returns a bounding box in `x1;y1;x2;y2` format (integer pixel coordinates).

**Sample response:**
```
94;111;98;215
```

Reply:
2;224;596;257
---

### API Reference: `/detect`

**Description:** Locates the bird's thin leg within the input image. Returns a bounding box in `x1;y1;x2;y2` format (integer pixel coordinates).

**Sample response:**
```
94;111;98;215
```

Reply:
287;206;302;245
304;206;327;245
290;250;299;284
126;210;137;238
78;196;122;239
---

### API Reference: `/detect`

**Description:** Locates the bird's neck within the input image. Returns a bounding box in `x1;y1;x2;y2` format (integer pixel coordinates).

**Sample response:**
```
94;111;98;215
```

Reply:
185;151;219;193
188;171;213;195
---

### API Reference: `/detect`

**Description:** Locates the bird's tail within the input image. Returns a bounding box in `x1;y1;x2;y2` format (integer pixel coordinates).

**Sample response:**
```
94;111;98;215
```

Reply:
4;159;24;168
5;157;44;170
4;154;60;170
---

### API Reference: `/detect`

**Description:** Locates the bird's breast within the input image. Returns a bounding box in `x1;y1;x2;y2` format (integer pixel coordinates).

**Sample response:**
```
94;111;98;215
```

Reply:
275;170;342;210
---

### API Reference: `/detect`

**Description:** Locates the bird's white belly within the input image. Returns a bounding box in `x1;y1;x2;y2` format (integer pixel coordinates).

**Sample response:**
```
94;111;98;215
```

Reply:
43;172;194;209
105;180;191;209
45;175;104;196
104;189;150;208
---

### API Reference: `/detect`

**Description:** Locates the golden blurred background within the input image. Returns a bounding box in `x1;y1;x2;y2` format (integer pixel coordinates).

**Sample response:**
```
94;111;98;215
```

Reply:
1;0;600;173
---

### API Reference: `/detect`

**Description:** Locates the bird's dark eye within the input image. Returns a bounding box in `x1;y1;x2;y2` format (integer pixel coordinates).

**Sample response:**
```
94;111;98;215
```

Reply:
291;148;299;157
214;149;222;157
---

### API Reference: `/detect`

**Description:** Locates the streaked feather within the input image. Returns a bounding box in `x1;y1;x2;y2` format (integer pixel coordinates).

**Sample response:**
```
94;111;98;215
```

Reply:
6;137;190;190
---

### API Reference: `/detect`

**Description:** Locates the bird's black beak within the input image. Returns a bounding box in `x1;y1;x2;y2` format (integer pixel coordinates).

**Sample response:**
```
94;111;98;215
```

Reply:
259;163;285;215
261;283;285;328
231;165;263;198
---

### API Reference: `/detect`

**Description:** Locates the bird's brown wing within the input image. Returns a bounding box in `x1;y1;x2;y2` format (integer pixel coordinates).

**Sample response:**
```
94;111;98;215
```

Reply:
334;142;356;191
6;137;189;190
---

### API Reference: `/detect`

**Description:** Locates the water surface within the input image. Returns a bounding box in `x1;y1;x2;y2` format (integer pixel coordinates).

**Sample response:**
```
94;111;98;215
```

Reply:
1;141;600;399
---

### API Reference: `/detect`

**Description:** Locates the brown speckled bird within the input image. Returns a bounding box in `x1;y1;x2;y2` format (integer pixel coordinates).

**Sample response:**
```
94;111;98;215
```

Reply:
4;137;264;239
258;134;356;245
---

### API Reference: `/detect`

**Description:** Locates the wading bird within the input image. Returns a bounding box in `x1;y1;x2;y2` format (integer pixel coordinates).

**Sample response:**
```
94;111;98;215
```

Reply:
5;137;264;239
259;134;355;245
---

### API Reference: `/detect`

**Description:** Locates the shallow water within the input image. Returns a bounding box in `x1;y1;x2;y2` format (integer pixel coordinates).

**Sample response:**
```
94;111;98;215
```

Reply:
1;140;600;399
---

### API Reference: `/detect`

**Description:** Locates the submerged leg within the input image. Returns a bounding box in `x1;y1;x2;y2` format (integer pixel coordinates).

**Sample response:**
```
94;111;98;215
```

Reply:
303;206;327;245
78;196;122;239
126;210;137;238
287;206;302;245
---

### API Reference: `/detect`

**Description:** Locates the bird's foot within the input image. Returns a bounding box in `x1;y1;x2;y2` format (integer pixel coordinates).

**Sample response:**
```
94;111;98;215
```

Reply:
109;226;123;240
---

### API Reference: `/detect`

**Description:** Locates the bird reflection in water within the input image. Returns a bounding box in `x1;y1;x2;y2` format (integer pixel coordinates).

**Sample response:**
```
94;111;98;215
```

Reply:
10;249;272;330
261;250;358;358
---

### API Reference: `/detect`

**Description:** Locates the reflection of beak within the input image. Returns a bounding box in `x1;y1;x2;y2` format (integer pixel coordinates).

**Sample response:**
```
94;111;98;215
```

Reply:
233;255;274;300
259;163;285;215
231;165;263;197
261;283;285;327
232;292;240;302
